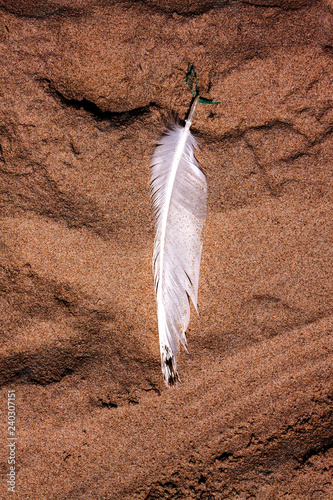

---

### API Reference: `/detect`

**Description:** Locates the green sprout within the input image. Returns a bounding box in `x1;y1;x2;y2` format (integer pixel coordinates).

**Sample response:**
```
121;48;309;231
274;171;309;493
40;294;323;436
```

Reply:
185;64;220;105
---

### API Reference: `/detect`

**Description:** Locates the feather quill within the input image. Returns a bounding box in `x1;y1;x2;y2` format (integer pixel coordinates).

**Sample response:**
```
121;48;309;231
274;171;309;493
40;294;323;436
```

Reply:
150;96;207;386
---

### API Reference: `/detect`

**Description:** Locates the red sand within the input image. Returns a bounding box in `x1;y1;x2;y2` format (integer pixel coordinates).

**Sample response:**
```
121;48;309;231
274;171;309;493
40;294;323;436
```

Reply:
0;1;332;498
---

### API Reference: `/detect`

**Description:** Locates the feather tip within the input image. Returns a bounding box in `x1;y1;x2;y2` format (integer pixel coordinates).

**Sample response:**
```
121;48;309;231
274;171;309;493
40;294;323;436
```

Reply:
161;345;180;386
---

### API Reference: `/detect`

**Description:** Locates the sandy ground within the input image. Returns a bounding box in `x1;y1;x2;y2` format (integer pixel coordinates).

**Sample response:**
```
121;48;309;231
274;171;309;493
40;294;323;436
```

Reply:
0;1;333;498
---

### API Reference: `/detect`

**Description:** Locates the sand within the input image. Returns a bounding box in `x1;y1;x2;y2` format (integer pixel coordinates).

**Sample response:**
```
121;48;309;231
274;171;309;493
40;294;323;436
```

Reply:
0;1;332;498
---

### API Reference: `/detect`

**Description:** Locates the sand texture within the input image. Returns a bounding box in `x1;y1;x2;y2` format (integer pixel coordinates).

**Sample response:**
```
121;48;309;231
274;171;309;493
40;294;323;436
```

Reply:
0;0;333;498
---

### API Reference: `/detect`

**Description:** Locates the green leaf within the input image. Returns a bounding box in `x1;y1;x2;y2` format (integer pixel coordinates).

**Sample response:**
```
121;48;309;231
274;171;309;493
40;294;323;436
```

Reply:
198;97;221;105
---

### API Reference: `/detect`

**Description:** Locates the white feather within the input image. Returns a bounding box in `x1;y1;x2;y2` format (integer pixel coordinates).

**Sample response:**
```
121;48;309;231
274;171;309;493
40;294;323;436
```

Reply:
150;97;207;386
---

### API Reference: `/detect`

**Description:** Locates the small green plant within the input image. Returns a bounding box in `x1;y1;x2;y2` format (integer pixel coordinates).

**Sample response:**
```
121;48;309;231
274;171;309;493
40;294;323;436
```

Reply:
185;64;220;105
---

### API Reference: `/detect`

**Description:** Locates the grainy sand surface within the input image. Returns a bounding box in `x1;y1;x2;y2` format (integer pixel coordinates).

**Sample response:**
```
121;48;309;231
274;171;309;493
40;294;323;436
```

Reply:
0;1;332;498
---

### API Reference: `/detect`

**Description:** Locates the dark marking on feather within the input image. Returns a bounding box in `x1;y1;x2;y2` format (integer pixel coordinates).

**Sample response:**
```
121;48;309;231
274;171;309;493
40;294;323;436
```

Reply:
163;346;180;386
